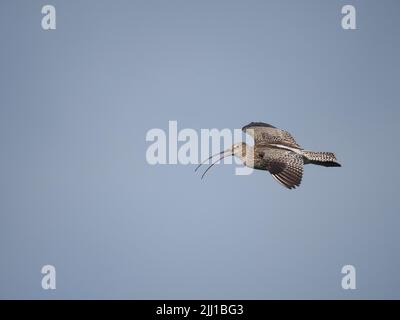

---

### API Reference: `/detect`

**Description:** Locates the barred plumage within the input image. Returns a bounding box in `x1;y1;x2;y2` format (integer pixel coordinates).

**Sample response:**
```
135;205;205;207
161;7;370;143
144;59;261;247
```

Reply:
196;122;341;189
301;151;341;167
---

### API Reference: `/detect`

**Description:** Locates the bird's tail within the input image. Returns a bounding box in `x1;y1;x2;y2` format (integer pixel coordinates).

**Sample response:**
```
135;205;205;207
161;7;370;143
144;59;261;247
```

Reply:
302;151;341;167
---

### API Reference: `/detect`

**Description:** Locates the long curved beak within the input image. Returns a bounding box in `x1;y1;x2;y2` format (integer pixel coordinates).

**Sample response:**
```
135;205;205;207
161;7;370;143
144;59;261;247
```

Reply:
195;149;233;179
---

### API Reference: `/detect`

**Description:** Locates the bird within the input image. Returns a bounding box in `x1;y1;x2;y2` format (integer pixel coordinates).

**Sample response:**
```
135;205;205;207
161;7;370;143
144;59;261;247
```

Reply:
195;122;341;189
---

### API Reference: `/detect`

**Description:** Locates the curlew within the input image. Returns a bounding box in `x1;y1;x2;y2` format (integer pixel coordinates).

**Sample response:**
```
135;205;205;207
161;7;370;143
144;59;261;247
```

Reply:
195;122;341;189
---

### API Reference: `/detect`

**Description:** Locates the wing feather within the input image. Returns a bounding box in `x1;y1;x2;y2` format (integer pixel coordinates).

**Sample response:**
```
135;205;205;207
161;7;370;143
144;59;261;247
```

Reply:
261;148;304;189
242;122;301;149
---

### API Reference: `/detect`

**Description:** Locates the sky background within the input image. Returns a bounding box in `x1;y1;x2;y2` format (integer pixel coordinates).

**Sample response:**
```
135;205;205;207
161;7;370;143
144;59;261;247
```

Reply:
0;0;399;299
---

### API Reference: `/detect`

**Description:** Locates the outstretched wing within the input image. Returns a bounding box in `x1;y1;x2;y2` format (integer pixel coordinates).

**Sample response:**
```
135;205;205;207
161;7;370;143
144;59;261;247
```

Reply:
260;147;304;189
242;122;301;149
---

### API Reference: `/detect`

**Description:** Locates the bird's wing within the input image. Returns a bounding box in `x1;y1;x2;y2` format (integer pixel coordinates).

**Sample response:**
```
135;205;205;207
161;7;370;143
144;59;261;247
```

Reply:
260;148;304;189
242;122;301;149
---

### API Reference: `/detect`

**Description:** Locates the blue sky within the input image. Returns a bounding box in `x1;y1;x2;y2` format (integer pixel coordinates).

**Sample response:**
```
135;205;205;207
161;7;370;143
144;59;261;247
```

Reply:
0;0;399;299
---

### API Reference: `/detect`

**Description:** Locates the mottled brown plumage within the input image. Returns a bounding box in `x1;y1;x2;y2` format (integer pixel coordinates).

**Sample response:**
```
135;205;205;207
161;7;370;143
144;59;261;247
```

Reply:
196;122;341;189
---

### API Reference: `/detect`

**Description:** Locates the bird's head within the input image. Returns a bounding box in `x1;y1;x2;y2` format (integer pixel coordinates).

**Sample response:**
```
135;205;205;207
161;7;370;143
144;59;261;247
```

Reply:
231;142;248;158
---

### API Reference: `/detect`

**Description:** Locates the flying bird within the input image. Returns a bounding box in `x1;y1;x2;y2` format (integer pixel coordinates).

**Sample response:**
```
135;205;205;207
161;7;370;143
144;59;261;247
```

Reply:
195;122;341;189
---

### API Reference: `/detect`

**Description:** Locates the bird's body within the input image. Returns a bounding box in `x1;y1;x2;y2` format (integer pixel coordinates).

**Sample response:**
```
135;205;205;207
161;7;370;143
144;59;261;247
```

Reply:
196;122;341;189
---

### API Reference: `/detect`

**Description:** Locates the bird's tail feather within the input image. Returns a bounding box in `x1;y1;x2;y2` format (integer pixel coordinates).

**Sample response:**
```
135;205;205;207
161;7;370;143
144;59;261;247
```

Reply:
302;151;341;167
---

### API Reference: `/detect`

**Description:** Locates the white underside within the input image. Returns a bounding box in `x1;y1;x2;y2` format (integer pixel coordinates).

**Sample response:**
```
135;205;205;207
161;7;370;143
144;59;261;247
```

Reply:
270;144;303;154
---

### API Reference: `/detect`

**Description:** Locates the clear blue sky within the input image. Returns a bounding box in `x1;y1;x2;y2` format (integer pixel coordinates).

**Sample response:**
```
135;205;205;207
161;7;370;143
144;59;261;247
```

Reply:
0;0;399;299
